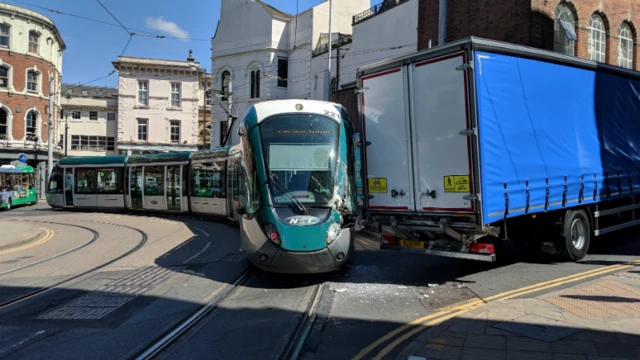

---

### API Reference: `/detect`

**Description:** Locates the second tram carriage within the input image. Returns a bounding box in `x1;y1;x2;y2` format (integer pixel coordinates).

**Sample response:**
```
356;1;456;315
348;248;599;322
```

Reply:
46;100;358;274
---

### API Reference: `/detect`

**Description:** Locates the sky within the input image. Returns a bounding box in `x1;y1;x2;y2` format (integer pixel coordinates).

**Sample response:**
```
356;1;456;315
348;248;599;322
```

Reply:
8;0;359;88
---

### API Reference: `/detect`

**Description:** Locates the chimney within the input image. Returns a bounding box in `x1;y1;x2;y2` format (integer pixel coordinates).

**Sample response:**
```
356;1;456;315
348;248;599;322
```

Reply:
187;49;195;62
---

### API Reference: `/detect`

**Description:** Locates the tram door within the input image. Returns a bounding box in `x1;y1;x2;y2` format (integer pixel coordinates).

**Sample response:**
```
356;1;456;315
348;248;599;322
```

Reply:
64;168;74;206
129;167;143;209
166;165;182;211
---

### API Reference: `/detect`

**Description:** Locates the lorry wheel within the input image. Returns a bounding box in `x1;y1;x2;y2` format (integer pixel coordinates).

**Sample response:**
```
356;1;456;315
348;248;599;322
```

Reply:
562;209;591;261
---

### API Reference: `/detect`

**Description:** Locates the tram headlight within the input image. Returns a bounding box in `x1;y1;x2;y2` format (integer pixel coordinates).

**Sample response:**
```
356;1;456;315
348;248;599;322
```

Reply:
263;223;281;246
326;223;341;245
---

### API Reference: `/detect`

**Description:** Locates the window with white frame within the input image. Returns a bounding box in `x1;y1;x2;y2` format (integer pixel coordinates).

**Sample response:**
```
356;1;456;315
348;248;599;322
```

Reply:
0;24;9;48
221;70;230;101
28;31;39;54
170;83;181;107
107;112;116;122
554;4;577;56
27;70;37;93
25;111;36;137
619;22;634;69
89;111;98;121
70;135;115;151
137;119;148;141
170;120;180;143
0;108;7;138
589;14;607;62
0;67;8;88
72;111;81;120
205;91;211;106
138;81;148;105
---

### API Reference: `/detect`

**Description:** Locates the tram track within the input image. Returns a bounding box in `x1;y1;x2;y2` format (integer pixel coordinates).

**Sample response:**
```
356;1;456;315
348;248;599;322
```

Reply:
0;219;148;309
280;283;325;360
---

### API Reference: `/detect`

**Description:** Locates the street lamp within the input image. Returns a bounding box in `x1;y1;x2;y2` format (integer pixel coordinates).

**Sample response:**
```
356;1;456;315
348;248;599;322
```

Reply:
189;64;210;150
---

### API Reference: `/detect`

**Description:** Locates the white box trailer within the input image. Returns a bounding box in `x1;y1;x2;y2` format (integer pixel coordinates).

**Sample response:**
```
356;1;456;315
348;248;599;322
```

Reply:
356;37;640;262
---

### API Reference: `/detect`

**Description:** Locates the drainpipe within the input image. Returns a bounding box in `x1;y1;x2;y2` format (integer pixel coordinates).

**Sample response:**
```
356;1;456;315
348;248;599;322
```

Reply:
438;0;447;45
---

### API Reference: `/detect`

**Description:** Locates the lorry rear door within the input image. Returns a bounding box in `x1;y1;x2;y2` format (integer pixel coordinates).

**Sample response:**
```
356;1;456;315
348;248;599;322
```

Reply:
360;67;414;211
409;52;475;213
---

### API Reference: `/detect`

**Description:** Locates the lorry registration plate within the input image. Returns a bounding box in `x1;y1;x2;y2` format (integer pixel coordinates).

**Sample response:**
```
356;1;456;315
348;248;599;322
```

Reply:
400;239;424;249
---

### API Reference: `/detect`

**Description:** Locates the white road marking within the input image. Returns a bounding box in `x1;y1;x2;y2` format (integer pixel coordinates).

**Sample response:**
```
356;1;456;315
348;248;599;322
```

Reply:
193;227;210;237
183;242;211;264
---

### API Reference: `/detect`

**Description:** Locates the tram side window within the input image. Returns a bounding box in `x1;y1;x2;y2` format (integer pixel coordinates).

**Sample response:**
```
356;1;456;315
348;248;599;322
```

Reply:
48;168;63;194
97;168;122;194
76;168;97;194
143;166;164;196
192;162;224;198
21;174;29;190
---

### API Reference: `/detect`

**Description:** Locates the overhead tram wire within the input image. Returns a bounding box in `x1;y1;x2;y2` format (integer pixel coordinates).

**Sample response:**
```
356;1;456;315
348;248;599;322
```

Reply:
96;0;131;35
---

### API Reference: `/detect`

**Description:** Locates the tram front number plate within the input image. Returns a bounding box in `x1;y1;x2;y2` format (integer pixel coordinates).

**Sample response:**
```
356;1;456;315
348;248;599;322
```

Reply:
400;239;424;249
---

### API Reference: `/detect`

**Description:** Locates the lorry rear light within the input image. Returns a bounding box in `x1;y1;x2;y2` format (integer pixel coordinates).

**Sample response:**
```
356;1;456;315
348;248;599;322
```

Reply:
382;235;397;245
469;243;495;255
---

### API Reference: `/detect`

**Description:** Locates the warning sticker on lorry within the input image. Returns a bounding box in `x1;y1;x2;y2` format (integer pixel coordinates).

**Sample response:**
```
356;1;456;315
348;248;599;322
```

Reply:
444;175;470;192
368;178;387;193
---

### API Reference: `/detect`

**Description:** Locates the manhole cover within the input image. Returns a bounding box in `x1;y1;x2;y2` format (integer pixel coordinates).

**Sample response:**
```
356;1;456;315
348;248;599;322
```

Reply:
545;280;640;318
415;282;479;310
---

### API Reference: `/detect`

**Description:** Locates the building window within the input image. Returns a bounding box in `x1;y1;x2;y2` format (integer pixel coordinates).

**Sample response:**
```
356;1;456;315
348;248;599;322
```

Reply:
97;91;103;96
70;135;116;151
28;31;39;54
27;70;38;93
138;81;148;105
554;4;577;56
0;108;6;138
107;112;116;122
0;67;7;88
0;24;9;48
221;70;230;101
72;111;81;120
250;70;261;99
277;57;288;87
107;136;115;150
26;111;36;137
89;111;98;121
170;83;181;107
205;91;212;106
137;119;148;141
589;14;607;62
619;22;634;69
170;120;180;143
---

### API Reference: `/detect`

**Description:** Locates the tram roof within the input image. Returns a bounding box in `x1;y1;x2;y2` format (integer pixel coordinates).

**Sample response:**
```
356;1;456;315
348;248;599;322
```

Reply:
126;152;192;165
58;156;128;166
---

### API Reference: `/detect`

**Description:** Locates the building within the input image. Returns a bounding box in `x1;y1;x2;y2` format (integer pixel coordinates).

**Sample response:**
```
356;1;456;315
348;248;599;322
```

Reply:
60;85;118;157
210;0;370;146
0;3;65;194
197;72;212;150
111;52;202;155
418;0;640;70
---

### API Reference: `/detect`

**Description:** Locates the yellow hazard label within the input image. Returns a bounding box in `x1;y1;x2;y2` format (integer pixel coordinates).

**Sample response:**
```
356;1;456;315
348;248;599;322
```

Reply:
444;175;470;193
368;178;387;193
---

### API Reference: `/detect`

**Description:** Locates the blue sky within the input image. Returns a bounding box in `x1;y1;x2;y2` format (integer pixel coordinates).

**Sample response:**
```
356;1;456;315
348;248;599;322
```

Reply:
11;0;369;87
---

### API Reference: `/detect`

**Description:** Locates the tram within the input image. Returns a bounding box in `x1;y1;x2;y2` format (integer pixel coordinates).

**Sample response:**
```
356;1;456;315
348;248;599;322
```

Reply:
46;100;358;274
1;164;38;210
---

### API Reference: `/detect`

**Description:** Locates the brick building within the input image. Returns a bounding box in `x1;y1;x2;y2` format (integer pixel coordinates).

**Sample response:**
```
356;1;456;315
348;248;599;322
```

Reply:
418;0;640;69
0;3;65;194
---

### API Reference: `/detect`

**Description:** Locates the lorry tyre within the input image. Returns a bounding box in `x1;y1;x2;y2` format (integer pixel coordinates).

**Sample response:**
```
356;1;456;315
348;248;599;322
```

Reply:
562;209;590;261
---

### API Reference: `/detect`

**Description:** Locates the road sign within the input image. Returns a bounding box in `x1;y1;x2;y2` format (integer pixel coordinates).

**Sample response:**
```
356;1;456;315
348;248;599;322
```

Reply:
18;154;27;163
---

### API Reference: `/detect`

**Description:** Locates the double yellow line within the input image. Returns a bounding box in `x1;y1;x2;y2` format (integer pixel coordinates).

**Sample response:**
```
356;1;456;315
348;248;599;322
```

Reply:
354;259;640;360
0;227;55;255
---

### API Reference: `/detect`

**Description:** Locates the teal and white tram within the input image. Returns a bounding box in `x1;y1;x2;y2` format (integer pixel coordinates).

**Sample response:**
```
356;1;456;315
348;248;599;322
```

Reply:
46;100;359;274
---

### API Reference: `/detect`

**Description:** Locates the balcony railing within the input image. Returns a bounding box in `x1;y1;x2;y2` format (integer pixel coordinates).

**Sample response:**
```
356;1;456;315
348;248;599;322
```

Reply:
352;0;410;26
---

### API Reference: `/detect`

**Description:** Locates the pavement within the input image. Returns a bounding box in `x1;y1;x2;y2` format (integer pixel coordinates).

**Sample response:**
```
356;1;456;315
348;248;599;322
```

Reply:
399;267;640;360
0;219;44;252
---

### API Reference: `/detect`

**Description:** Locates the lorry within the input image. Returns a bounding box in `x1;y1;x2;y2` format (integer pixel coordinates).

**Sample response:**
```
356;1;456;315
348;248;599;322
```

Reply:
356;37;640;262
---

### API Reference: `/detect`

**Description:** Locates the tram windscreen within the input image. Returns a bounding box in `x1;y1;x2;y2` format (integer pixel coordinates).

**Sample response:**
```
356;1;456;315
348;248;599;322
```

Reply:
260;113;340;206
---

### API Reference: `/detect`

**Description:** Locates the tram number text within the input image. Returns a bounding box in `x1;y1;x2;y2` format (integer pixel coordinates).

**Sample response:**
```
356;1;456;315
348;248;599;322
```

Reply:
324;110;339;120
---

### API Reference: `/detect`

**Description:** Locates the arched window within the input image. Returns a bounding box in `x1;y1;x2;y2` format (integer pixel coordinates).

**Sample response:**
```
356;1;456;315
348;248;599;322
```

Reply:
0;108;7;139
0;66;7;89
554;3;577;56
221;70;230;101
25;111;37;140
589;13;607;62
619;22;634;69
250;69;261;99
